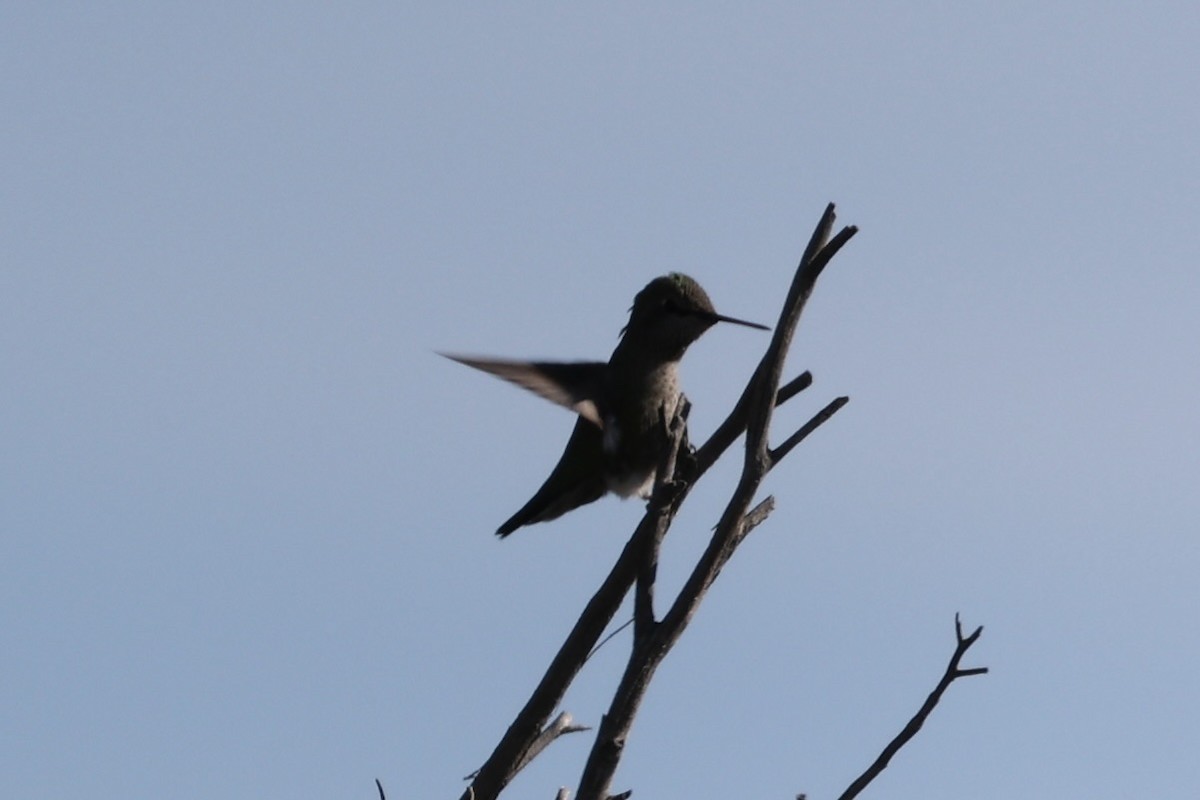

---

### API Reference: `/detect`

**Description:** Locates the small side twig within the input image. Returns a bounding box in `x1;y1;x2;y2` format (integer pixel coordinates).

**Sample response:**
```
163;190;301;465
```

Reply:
584;618;634;663
732;495;776;551
776;371;813;406
466;713;591;782
834;614;988;800
516;713;592;776
769;395;850;467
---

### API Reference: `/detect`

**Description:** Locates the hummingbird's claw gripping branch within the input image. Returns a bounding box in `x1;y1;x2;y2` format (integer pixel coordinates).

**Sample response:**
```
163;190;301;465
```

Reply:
636;393;693;641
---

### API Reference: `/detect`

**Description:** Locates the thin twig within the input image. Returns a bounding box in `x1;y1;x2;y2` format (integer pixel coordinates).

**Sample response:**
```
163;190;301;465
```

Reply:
769;396;850;467
834;615;988;800
585;618;634;663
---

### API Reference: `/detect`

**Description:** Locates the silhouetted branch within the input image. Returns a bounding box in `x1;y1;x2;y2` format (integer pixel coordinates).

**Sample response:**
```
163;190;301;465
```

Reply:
574;204;856;800
458;507;671;800
514;713;592;776
776;370;814;406
692;205;855;478
834;615;988;800
459;205;855;800
634;394;691;642
770;395;850;466
742;494;775;537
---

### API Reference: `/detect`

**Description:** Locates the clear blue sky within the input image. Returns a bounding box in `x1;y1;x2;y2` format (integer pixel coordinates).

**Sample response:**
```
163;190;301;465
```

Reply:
4;4;1198;798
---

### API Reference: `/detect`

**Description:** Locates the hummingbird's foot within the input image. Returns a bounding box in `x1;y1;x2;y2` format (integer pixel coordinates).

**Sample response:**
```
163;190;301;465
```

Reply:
649;395;694;508
647;478;686;509
673;440;698;484
649;440;696;507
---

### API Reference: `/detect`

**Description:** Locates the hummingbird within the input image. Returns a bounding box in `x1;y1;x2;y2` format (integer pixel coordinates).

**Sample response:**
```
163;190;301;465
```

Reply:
444;273;769;537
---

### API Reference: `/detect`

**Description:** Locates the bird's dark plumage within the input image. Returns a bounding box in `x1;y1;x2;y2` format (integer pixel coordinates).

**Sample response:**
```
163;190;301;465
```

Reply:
495;416;608;536
444;273;768;537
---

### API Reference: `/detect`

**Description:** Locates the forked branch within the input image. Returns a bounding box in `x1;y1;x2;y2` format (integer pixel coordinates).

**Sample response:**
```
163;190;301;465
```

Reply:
459;205;855;800
574;205;856;800
833;615;988;800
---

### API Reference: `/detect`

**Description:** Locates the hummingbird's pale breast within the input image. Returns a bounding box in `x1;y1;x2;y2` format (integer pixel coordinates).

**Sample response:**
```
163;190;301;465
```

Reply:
601;360;680;499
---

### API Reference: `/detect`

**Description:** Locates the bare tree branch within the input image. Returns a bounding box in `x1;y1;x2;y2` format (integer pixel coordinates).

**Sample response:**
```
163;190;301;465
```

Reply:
693;205;855;478
834;615;988;800
516;713;591;776
742;495;775;537
574;205;857;800
769;395;850;467
634;395;690;642
453;202;986;800
460;410;697;800
776;370;814;406
458;507;672;800
465;712;592;782
459;205;855;800
584;618;633;663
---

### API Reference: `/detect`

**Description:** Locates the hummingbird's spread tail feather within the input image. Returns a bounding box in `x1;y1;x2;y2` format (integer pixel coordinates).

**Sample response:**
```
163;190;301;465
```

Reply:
496;476;607;537
495;416;608;537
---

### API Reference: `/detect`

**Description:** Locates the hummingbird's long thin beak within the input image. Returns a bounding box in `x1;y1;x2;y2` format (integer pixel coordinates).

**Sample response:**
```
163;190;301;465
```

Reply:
710;312;771;331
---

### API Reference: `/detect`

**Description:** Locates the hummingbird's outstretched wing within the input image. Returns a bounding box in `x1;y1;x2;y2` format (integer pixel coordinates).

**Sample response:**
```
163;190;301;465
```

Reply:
441;354;607;428
496;417;608;537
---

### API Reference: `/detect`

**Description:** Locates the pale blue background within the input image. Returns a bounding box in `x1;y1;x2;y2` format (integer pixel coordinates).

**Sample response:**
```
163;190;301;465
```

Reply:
4;4;1198;798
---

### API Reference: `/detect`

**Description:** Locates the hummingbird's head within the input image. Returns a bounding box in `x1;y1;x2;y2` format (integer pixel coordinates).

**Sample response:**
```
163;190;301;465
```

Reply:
620;273;768;356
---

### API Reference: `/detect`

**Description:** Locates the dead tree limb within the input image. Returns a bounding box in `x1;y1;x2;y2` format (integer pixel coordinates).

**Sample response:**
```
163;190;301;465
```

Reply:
459;204;854;800
833;615;988;800
573;203;856;800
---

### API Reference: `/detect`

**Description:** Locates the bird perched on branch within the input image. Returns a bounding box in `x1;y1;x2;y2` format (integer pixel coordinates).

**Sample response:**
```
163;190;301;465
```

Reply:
444;273;768;537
